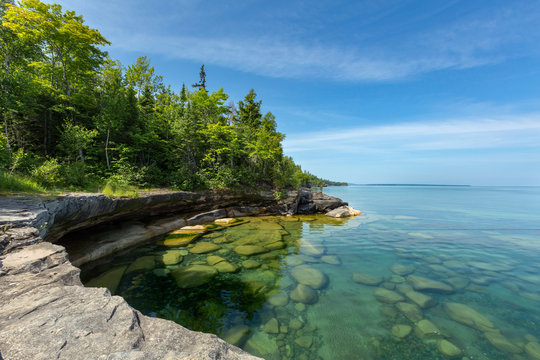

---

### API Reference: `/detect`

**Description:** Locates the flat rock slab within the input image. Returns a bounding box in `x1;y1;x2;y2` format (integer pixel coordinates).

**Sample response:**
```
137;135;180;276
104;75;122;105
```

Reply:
190;242;221;254
407;275;454;294
234;245;269;256
0;242;258;360
171;265;218;288
444;302;497;333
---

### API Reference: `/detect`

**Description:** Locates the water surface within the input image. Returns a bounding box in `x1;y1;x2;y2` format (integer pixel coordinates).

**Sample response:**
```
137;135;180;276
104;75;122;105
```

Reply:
82;186;540;360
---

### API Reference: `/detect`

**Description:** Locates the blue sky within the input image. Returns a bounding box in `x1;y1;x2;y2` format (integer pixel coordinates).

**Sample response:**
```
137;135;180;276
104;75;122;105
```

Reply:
52;0;540;185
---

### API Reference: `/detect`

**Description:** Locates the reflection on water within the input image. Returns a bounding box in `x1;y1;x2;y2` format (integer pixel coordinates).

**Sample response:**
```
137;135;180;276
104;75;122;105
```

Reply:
82;186;540;360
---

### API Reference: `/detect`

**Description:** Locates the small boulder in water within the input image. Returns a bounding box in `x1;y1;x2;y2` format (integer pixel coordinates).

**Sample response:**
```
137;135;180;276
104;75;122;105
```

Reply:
437;339;462;357
325;206;362;218
391;324;412;338
291;265;328;290
352;272;383;286
290;284;318;304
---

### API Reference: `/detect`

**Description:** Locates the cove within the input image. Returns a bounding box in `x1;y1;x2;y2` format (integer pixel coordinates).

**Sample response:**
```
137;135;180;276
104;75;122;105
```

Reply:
0;189;345;360
81;185;540;360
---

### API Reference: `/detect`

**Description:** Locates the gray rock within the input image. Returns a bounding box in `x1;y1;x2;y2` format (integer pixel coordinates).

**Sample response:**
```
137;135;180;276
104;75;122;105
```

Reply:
0;243;259;360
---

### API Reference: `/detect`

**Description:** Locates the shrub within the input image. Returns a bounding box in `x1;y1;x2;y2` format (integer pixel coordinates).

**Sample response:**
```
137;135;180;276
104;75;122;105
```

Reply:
32;158;62;188
62;161;87;187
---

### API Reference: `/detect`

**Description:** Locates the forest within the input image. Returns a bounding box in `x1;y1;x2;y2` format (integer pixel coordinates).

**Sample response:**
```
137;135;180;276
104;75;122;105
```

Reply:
0;0;343;195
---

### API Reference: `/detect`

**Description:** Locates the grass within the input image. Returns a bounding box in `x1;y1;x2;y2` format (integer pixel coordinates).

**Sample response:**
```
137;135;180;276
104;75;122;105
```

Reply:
0;172;46;194
101;181;140;198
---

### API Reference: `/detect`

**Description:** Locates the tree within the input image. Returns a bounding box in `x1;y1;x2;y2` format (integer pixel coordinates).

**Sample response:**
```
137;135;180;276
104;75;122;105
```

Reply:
125;56;163;97
192;64;206;92
237;89;262;129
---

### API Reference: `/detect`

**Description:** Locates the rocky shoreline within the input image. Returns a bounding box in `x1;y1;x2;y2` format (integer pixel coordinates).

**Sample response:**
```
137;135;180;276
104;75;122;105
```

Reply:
0;189;346;360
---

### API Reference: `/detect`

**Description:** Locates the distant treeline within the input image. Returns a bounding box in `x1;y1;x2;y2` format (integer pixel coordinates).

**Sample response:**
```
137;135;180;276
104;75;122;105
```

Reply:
0;0;335;192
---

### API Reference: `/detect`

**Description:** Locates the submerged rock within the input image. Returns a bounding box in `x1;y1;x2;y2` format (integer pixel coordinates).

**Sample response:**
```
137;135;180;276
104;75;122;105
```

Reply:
295;335;313;348
321;255;341;265
242;259;261;269
152;268;170;277
392;324;412;338
389;275;406;283
234;245;269;256
407;275;454;293
396;302;423;322
262;318;279;334
468;261;513;272
391;263;415;276
437;339;462;358
206;255;226;265
126;256;155;273
291;265;329;289
290;284;318;304
159;234;200;247
444;302;497;332
300;239;325;257
403;289;436;309
445;277;470;290
214;261;239;273
325;205;362;218
414;319;443;339
373;288;405;304
190;242;221;254
86;265;127;295
170;265;218;288
244;331;279;358
222;324;250;347
484;332;522;354
443;260;468;270
161;250;184;265
264;241;286;250
352;272;383;286
525;342;540;360
267;292;289;307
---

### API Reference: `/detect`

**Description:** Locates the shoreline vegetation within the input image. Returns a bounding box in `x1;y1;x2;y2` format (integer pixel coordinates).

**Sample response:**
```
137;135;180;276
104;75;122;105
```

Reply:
0;0;346;197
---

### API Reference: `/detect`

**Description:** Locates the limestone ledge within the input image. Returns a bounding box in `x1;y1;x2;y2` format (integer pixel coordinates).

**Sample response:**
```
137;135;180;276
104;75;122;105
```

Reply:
0;188;346;360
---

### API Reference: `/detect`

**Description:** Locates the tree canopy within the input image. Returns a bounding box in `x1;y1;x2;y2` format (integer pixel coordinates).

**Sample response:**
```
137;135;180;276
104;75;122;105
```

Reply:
0;0;340;192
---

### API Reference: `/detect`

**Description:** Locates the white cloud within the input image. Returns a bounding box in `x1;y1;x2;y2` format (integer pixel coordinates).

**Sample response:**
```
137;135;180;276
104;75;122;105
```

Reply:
283;115;540;153
51;0;540;82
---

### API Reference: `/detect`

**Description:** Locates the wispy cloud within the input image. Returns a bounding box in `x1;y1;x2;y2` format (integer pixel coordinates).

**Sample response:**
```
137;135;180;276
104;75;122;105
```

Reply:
54;0;540;82
283;115;540;153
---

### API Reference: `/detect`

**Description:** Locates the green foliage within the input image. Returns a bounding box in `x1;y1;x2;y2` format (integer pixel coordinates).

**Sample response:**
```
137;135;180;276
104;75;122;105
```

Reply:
58;122;98;163
31;157;62;187
0;0;340;194
0;171;46;193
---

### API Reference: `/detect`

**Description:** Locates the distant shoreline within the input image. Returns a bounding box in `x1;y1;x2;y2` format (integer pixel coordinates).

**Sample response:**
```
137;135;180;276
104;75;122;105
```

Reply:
352;184;472;187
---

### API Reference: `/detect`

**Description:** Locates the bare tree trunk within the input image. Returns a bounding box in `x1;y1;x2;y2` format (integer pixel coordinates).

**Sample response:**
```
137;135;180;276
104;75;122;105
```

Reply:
105;127;110;168
79;148;85;164
4;111;12;159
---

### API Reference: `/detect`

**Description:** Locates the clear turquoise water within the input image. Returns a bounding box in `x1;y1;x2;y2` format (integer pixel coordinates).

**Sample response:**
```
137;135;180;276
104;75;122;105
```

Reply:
82;186;540;360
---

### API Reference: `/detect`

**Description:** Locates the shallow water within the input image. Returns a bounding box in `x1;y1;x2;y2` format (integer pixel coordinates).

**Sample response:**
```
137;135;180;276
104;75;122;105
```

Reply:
81;186;540;360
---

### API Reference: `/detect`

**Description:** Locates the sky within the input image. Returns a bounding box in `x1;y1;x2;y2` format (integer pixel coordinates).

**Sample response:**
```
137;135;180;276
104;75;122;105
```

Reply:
50;0;540;186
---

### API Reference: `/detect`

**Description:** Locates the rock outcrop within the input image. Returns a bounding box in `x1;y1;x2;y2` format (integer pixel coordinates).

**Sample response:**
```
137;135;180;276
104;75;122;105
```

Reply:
0;188;347;360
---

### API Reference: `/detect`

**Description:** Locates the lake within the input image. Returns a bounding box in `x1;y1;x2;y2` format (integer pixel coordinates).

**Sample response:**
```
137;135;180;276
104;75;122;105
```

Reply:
81;185;540;360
